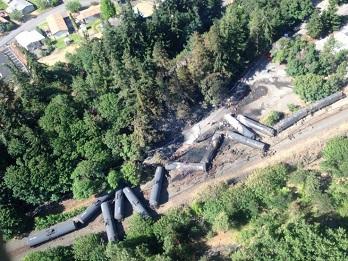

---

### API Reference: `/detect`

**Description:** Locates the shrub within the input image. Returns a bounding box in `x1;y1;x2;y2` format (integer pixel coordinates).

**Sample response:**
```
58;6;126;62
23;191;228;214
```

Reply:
66;0;81;13
23;246;73;261
321;136;348;177
34;207;86;230
262;111;284;126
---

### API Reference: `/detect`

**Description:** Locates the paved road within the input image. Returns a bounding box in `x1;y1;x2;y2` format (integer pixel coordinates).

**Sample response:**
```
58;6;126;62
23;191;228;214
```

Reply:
0;0;98;47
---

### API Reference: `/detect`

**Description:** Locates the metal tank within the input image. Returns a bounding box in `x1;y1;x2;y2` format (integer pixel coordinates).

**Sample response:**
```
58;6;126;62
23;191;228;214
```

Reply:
236;115;276;137
101;201;118;242
165;161;207;172
27;220;77;247
114;189;124;221
226;131;267;151
200;133;223;165
149;166;165;209
77;193;112;224
224;114;256;139
123;187;150;218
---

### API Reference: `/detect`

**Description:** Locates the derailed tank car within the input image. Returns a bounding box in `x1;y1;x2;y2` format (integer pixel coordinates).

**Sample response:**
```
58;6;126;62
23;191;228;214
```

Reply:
200;133;223;166
236;115;276;137
114;189;124;221
123;187;150;218
101;201;118;242
224;114;256;139
27;220;77;247
78;193;113;224
226;131;267;151
149;166;165;209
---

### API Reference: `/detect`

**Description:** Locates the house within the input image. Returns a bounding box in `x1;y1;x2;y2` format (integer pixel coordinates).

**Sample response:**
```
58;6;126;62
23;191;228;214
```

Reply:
6;0;35;15
47;13;69;38
76;4;100;24
15;30;45;52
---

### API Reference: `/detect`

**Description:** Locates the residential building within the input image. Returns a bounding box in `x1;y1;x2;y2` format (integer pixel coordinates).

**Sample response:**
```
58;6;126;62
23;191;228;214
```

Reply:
76;4;100;24
15;30;45;52
47;13;69;38
6;0;35;15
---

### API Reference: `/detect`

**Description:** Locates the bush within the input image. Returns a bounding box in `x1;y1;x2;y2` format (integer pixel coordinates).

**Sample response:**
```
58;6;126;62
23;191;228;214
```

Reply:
66;0;81;13
262;111;284;126
0;22;15;33
9;10;23;22
73;234;107;261
288;103;300;113
34;207;86;230
23;246;73;261
321;136;348;177
0;206;25;240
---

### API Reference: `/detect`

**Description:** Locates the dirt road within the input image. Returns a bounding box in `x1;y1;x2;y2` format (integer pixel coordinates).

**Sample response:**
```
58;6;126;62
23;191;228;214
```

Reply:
7;94;348;260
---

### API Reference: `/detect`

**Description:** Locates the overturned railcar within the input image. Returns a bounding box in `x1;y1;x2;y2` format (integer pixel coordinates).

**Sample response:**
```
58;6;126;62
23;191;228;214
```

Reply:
236;115;276;137
27;220;77;247
78;193;113;224
200;133;223;166
123;187;150;218
114;189;124;221
226;131;267;151
149;166;165;209
224;114;256;139
101;201;118;242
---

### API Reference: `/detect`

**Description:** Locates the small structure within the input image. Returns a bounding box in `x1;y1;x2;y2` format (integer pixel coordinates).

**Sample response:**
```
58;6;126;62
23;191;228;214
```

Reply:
47;13;69;38
6;0;35;15
76;4;100;24
15;30;45;52
133;1;154;18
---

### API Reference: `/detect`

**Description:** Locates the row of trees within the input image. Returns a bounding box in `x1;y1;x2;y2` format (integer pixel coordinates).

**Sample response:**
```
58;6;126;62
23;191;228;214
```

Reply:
22;135;348;259
306;0;342;39
272;36;348;102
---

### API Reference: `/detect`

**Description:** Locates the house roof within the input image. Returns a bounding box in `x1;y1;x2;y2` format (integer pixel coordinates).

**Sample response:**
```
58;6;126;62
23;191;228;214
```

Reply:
47;13;68;35
76;4;100;21
15;30;45;50
133;2;154;18
6;0;33;12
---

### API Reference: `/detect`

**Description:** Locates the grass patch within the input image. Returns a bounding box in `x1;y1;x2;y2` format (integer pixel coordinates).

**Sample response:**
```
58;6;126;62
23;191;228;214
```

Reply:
0;0;7;10
34;207;86;230
54;33;82;49
261;111;284;126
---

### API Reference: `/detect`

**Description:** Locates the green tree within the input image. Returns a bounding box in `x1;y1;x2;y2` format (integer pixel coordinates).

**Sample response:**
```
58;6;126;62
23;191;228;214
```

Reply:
307;9;325;39
294;73;339;102
321;136;348;177
100;0;116;20
200;73;227;106
23;246;73;261
73;234;107;261
0;206;25;240
66;0;81;13
71;161;105;199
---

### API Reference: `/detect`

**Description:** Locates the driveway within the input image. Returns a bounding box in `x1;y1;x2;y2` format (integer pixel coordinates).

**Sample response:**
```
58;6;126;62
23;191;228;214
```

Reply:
0;0;99;47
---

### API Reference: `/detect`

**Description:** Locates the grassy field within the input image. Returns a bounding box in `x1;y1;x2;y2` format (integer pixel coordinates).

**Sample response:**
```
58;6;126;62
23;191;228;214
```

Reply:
54;33;83;49
0;0;7;10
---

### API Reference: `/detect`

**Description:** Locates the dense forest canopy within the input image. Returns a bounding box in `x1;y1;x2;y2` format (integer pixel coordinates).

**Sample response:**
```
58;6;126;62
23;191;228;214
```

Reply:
0;0;315;240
